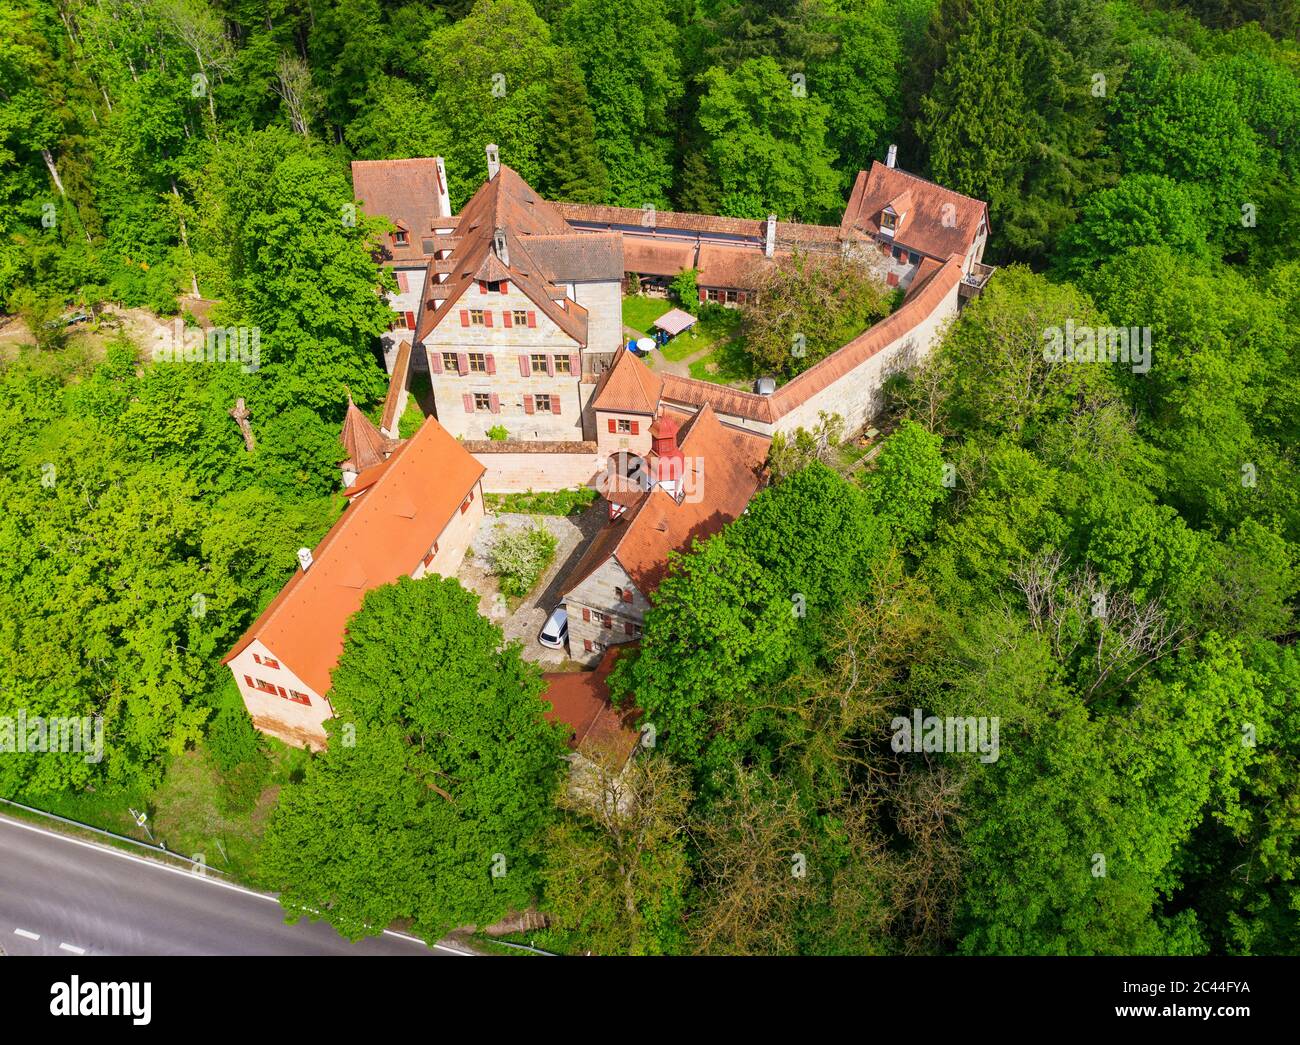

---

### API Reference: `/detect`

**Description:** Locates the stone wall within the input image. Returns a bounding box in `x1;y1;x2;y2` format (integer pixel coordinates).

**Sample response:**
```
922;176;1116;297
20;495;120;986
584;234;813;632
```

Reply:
564;558;646;665
463;440;600;493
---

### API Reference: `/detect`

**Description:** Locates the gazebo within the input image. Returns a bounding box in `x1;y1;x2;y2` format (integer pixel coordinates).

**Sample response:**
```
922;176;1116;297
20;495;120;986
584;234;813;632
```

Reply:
653;308;699;338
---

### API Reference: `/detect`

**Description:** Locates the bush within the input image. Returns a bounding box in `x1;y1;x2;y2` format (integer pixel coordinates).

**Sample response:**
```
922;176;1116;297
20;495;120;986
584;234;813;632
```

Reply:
487;424;509;441
669;268;699;314
206;702;270;815
489;522;558;598
485;487;597;516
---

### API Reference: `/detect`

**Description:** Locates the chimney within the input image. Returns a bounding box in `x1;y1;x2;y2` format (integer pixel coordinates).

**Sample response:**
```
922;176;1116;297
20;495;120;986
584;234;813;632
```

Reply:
296;547;314;571
886;144;898;169
433;156;451;218
486;143;500;180
493;227;509;267
764;214;777;258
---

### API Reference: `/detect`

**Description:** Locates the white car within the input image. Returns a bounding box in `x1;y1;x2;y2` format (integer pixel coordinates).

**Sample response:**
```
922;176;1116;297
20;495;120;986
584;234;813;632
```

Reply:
538;606;568;650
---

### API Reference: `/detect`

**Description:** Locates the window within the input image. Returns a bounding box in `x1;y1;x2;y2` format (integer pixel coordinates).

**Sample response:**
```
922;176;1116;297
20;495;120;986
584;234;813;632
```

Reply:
473;392;492;412
441;352;458;373
553;355;572;375
615;586;633;604
601;613;613;630
460;490;475;514
287;690;311;706
253;653;280;669
706;288;722;302
583;639;593;653
422;540;439;567
254;677;277;695
512;310;529;326
468;352;487;373
616;419;633;434
881;210;897;231
908;251;921;265
469;309;486;326
533;394;552;412
394;230;409;247
530;353;548;373
724;289;739;304
421;237;435;255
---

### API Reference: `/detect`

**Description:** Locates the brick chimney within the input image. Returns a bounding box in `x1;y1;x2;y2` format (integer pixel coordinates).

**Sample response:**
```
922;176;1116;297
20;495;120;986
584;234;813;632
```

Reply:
647;414;684;499
886;144;898;169
764;214;777;258
486;143;500;180
433;156;451;218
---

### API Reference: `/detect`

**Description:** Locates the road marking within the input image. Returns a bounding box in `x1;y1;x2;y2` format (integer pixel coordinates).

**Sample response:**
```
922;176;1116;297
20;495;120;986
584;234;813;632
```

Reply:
13;928;40;941
0;814;471;955
59;942;86;954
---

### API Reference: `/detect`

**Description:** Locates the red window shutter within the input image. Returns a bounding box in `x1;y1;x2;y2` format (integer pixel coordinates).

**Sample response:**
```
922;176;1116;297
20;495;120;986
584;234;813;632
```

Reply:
478;280;487;294
484;311;493;328
243;675;254;688
459;309;469;327
404;310;416;328
523;395;535;414
698;288;706;302
527;311;536;328
518;354;530;377
624;621;633;635
630;421;639;436
503;311;513;328
486;353;496;374
886;272;899;287
430;352;443;374
602;615;612;630
582;607;591;622
457;353;469;374
397;271;409;293
462;393;474;413
489;392;500;414
277;686;288;698
550;395;561;415
621;588;633;603
545;355;554;376
500;281;509;295
584;639;593;652
607;419;616;434
569;352;580;374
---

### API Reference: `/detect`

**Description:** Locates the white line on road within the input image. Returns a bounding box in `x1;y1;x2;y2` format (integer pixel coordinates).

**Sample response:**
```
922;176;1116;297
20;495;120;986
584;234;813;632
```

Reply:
59;942;86;954
0;814;472;955
13;928;40;940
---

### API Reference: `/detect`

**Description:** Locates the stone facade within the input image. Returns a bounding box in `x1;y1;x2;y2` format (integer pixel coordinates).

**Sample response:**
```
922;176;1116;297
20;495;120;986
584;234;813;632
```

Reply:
565;558;648;665
423;279;587;441
227;639;332;751
461;442;600;493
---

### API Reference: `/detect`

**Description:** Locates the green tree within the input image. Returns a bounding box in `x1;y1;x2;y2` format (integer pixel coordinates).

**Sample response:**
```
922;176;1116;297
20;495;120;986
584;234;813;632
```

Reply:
260;576;567;941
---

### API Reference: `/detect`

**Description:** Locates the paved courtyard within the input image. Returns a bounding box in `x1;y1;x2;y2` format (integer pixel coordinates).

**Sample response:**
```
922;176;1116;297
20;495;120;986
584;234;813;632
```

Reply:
457;502;608;666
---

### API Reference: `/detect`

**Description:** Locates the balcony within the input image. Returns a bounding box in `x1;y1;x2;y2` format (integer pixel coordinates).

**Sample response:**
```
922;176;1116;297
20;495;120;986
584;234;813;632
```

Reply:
959;261;996;299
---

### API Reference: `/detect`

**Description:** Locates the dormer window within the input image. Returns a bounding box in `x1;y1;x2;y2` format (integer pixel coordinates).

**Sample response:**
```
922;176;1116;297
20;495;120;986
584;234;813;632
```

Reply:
880;209;898;233
394;229;409;247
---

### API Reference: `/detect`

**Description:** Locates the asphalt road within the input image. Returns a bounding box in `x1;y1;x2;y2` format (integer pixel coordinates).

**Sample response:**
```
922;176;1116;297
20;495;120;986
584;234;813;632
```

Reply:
0;814;465;956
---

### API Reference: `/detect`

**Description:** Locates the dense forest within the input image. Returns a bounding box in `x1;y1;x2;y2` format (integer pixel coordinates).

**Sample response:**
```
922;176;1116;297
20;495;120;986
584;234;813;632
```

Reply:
1;0;1298;954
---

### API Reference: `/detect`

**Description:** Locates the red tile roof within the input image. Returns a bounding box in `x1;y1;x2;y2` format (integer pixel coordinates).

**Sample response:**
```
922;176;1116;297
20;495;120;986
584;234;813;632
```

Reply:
564;402;769;595
221;417;485;696
622;237;698;277
543;646;641;760
841;162;987;261
351;158;450;264
379;339;412;436
590;344;664;414
413;165;592;346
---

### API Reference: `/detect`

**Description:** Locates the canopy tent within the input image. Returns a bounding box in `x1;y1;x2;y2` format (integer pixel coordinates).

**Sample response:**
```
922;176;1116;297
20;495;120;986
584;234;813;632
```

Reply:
653;308;699;337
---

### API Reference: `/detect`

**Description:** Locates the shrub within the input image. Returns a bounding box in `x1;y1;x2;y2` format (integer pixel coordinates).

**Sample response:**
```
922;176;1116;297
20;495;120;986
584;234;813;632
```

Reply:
485;487;597;516
489;522;558;598
487;424;509;441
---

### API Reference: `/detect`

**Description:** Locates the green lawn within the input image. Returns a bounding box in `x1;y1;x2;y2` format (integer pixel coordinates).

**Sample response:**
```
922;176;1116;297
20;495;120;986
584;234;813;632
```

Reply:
622;295;672;335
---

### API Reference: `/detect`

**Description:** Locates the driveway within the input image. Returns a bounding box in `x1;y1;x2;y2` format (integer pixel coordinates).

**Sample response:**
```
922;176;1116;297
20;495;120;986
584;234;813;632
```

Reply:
459;503;608;666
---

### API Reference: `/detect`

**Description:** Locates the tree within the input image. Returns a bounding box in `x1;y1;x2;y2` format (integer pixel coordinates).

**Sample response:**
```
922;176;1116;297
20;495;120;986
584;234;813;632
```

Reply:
739;250;888;378
693;56;843;221
862;420;947;546
556;0;682;206
535;59;609;203
260;576;568;941
542;747;691;954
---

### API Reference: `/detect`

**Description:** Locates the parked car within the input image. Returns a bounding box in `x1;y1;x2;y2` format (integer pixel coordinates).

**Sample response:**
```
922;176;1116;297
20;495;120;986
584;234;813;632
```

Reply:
538;605;568;649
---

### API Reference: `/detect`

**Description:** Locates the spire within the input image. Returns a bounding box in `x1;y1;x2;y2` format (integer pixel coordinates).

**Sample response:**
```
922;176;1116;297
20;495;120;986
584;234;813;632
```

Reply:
340;397;394;479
